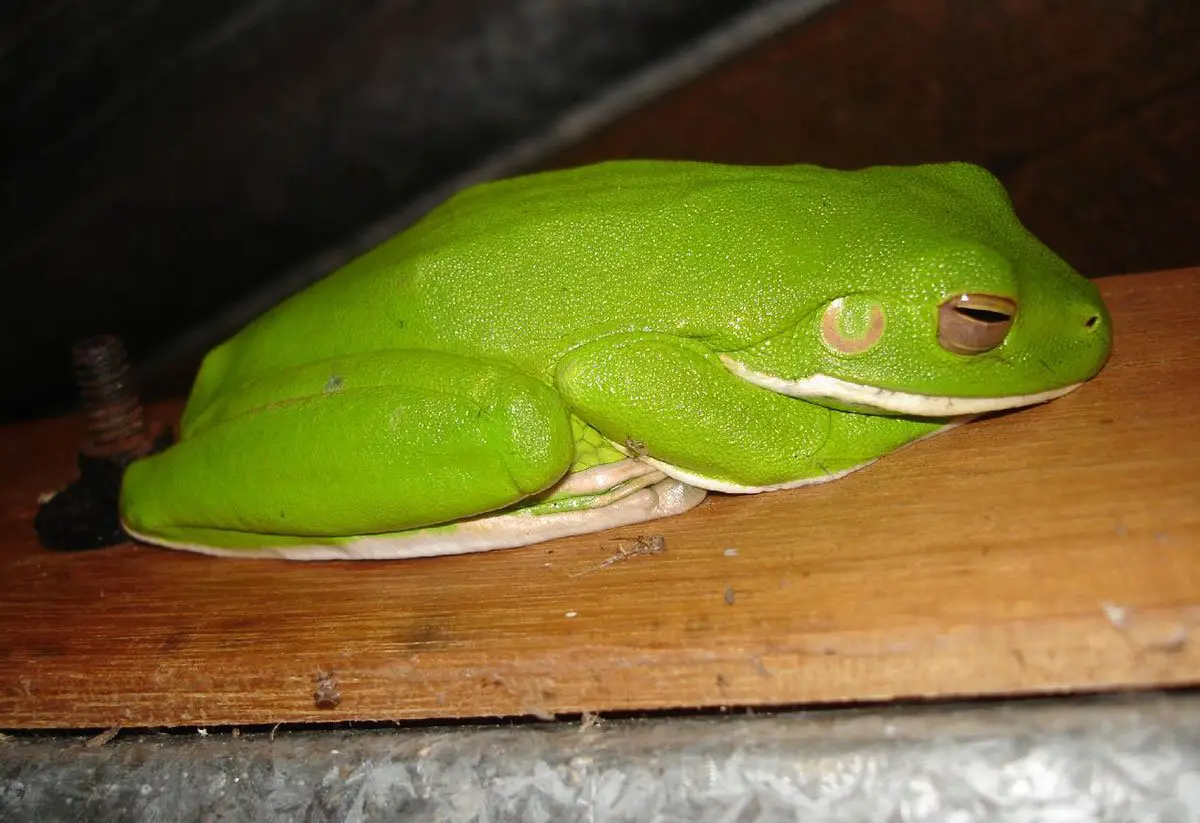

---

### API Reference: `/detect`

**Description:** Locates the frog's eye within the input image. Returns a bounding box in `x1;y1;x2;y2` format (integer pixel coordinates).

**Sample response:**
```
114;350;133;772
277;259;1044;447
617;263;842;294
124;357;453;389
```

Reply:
937;293;1017;355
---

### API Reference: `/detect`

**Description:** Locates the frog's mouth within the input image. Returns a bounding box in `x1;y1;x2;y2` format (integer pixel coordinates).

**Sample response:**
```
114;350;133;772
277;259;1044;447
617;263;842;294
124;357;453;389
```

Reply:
719;355;1082;417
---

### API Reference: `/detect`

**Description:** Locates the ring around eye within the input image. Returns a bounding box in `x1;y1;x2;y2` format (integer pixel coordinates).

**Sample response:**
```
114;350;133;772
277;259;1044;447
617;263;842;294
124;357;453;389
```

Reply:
821;297;886;354
938;293;1017;354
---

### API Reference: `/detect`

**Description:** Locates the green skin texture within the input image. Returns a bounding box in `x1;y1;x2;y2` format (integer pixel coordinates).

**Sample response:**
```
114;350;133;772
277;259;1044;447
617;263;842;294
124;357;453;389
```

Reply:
120;160;1112;551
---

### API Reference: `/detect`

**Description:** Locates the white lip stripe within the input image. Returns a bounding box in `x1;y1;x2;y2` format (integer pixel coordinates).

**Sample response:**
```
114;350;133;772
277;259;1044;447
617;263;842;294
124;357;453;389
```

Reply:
719;355;1082;417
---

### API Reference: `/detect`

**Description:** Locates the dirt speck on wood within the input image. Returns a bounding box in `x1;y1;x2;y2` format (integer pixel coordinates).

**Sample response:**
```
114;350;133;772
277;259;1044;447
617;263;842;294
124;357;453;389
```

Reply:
314;669;342;709
599;535;665;568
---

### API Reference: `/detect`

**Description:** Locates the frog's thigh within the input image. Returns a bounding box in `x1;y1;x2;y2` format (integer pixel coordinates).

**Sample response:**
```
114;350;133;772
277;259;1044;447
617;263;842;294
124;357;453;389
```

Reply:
121;352;574;541
171;476;707;561
555;333;934;490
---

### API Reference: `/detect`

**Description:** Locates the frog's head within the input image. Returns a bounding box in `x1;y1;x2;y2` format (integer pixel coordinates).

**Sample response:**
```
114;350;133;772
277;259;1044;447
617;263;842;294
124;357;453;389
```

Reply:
719;163;1112;417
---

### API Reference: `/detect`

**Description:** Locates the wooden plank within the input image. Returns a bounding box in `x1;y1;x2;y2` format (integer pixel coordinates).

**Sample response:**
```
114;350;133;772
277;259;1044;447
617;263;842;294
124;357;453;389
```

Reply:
0;269;1197;730
550;0;1200;279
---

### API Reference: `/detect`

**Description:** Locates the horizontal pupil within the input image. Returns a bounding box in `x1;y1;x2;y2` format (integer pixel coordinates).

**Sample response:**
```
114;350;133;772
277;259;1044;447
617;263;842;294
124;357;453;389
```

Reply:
954;306;1011;323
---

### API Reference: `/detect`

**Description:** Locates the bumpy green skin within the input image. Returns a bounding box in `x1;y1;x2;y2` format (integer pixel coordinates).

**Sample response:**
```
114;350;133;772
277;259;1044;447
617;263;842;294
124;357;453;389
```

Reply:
120;160;1111;550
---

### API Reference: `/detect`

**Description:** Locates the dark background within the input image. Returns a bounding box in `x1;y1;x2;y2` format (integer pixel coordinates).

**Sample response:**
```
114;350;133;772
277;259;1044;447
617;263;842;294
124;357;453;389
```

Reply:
4;0;1198;423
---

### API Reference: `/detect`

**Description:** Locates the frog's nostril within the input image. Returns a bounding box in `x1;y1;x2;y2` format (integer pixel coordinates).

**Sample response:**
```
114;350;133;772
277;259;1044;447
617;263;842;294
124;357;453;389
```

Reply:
1084;315;1099;329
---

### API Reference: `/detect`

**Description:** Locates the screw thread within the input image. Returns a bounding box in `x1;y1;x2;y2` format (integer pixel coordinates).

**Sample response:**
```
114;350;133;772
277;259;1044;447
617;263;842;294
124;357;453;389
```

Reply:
72;334;146;454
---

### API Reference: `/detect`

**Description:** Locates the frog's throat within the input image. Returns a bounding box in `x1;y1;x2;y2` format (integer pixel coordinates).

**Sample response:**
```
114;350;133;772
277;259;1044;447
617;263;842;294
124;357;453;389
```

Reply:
719;355;1082;417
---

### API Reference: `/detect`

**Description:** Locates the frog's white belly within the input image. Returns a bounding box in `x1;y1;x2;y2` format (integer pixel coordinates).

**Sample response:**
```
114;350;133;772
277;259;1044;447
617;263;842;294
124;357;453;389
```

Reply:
135;459;706;561
641;454;875;494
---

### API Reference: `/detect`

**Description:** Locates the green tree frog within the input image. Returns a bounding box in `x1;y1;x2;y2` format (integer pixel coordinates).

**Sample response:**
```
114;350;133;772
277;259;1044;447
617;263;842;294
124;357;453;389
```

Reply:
120;161;1111;560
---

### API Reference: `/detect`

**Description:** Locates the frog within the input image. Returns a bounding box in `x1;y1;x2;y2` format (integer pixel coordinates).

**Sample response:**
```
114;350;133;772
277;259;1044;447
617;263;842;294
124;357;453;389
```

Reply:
119;160;1111;560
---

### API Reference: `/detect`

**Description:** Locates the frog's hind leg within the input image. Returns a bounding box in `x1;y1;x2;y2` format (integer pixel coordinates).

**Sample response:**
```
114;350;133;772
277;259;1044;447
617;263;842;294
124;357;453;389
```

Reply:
120;350;581;556
172;462;706;560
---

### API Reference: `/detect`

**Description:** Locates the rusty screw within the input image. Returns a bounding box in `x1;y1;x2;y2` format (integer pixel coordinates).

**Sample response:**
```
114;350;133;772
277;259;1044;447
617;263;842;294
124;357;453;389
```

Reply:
36;334;173;550
71;334;153;462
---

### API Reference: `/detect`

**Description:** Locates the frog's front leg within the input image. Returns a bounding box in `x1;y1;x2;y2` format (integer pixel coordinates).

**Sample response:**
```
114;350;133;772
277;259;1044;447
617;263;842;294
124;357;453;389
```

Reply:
555;334;945;491
121;350;578;552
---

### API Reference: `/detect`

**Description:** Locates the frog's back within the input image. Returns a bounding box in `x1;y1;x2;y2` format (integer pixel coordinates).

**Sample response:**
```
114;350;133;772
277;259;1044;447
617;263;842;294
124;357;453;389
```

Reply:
184;160;1028;424
185;163;756;404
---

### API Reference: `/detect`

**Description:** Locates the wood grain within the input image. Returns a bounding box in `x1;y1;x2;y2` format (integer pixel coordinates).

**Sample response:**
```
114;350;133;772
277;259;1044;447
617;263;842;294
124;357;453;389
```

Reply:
1;270;1197;730
550;0;1200;279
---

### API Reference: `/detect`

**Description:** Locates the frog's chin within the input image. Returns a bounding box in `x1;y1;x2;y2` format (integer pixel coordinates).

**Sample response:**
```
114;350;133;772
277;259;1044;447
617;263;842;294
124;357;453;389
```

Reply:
719;355;1082;417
